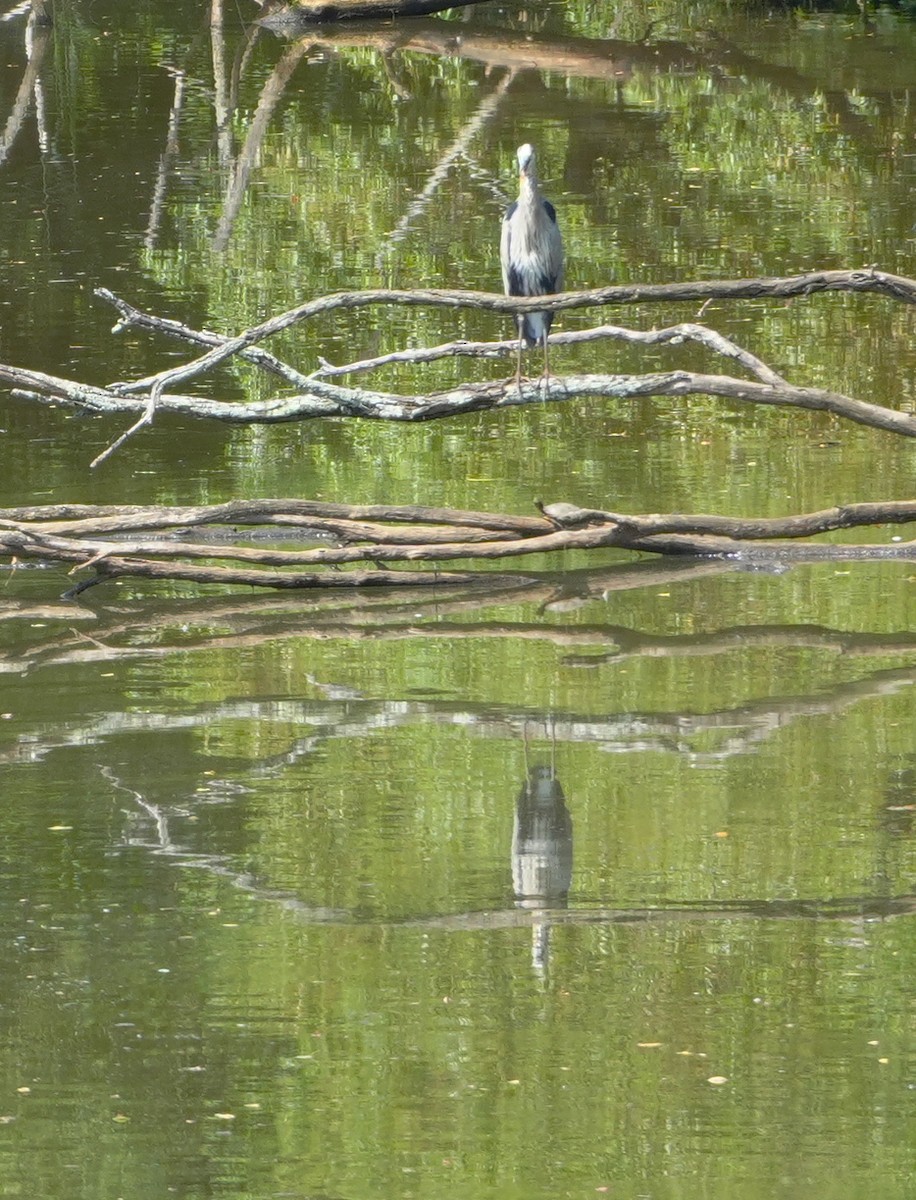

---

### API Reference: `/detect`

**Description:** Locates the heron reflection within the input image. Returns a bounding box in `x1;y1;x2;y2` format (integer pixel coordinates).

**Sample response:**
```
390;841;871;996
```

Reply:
512;763;573;976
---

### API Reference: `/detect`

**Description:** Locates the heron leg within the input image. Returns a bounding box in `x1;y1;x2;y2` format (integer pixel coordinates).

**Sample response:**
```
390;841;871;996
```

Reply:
541;328;551;388
514;318;525;388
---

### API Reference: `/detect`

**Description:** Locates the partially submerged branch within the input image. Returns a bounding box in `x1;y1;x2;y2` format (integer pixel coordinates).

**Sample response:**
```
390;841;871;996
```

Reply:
0;497;913;598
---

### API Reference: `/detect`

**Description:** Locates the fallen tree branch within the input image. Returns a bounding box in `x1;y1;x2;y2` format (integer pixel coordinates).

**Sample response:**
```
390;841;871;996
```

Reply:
93;267;916;375
0;497;913;598
96;287;788;385
263;0;494;21
0;269;911;465
97;294;315;392
537;500;916;541
7;361;915;438
0;497;552;535
102;289;783;389
99;267;916;338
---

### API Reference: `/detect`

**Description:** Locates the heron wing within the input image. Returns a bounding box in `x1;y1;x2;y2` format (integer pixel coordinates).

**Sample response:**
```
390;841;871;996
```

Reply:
542;200;564;293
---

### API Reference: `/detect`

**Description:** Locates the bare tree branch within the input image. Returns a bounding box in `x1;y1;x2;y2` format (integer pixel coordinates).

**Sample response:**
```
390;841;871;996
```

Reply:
97;287;314;390
93;266;916;414
0;497;552;534
100;288;787;386
7;360;915;439
0;270;912;467
264;0;494;20
315;322;789;384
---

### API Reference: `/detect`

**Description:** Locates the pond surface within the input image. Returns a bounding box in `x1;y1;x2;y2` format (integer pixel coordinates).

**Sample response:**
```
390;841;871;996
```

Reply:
0;2;914;1198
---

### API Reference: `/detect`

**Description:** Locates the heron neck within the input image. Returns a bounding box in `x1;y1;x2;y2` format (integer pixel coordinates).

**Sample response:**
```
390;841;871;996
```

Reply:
520;172;540;201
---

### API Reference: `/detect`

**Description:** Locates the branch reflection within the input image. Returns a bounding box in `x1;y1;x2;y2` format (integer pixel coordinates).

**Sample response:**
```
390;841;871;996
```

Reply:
0;5;50;166
1;561;914;767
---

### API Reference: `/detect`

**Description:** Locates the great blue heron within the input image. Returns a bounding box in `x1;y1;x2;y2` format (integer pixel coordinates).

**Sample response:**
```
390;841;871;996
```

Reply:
500;142;564;385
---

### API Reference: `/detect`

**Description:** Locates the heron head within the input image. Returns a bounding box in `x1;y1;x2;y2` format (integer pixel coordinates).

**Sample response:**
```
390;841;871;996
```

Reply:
516;143;535;177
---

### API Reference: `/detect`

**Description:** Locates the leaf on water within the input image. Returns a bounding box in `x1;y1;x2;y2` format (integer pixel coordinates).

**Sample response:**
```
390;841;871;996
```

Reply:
637;1042;663;1048
214;1112;236;1120
707;1075;728;1085
48;825;73;832
112;1113;130;1123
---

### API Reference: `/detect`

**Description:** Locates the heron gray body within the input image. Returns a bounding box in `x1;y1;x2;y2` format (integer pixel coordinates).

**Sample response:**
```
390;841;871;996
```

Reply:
500;143;564;380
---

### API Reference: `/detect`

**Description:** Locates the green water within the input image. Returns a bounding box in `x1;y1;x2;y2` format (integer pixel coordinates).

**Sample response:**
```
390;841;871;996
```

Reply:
0;2;914;1197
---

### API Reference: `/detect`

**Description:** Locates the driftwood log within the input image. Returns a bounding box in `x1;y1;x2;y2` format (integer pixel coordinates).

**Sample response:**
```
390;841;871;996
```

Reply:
1;498;914;598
